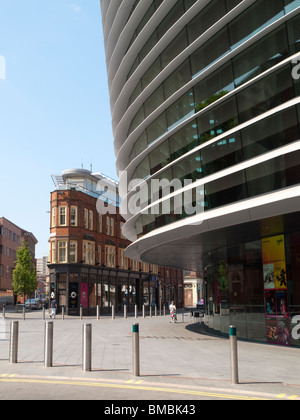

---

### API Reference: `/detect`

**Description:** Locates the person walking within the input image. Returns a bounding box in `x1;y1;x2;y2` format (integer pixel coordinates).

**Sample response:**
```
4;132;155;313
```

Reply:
50;298;57;319
169;301;177;323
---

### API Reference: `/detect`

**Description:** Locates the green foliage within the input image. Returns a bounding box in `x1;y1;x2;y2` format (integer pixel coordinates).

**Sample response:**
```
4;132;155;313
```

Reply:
12;241;37;298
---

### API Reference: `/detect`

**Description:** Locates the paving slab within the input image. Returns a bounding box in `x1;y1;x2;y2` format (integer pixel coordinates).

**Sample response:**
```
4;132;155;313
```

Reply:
0;310;300;400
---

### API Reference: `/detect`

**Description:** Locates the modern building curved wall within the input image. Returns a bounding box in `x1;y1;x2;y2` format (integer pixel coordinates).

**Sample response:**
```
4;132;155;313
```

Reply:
101;0;300;268
101;0;300;345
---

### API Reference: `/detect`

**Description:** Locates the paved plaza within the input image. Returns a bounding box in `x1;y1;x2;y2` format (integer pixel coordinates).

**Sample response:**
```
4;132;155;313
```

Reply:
0;308;300;400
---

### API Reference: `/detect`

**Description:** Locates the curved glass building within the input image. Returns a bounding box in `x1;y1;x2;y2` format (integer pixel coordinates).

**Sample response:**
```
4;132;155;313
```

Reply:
101;0;300;345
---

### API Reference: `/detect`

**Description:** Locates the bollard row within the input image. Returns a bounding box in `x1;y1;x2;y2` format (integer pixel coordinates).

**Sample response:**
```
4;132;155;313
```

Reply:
7;320;240;382
7;320;141;376
4;304;172;321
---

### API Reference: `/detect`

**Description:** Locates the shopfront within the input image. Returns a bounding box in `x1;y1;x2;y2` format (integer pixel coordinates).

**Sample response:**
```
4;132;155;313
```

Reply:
48;264;161;316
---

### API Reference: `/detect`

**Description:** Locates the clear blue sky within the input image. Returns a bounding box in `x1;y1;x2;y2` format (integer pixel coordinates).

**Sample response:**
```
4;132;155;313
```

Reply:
0;1;117;258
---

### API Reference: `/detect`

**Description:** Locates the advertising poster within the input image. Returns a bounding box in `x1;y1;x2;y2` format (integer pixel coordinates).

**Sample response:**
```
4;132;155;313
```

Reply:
274;261;287;289
276;291;288;317
277;317;291;346
262;235;285;266
266;318;278;344
263;264;275;289
265;290;276;316
262;235;290;346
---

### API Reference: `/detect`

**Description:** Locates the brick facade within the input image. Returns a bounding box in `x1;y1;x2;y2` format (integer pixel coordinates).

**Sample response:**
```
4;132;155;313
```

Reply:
0;217;37;298
48;186;184;315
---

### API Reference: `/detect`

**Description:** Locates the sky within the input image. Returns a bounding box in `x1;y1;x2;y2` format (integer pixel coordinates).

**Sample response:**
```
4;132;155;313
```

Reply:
0;1;117;258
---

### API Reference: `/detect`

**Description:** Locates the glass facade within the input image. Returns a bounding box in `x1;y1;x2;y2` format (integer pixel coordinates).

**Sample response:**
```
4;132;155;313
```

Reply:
202;223;300;347
101;0;300;345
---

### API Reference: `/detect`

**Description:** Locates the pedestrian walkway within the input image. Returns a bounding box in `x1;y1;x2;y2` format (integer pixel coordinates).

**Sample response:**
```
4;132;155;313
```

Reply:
0;309;300;400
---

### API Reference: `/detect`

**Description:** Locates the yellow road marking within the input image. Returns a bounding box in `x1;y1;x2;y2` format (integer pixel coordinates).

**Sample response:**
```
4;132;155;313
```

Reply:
0;377;271;400
277;394;286;399
126;379;144;384
288;395;298;400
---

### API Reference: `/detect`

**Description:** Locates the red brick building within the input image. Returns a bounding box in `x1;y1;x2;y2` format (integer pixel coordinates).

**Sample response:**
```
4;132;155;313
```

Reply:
0;217;38;304
48;169;184;315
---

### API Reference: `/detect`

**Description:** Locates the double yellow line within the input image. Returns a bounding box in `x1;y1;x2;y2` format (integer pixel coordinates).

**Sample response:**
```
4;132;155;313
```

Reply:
0;376;271;400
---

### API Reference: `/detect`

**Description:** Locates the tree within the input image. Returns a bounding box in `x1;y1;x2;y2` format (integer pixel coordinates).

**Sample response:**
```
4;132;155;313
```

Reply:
12;241;37;303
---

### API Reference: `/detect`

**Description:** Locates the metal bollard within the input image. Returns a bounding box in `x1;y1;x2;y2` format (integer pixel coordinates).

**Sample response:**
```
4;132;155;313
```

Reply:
112;305;115;320
132;323;140;377
150;306;152;318
97;305;100;320
142;305;145;318
155;305;157;318
42;305;45;321
230;326;239;384
3;304;5;319
163;305;166;317
80;305;83;320
135;305;138;319
44;321;54;368
62;305;65;320
9;321;19;364
23;305;26;321
82;323;92;372
124;305;127;319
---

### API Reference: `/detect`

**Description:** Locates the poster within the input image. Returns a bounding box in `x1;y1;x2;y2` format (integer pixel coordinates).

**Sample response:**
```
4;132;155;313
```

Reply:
277;317;291;346
263;264;275;289
274;261;287;289
262;235;290;346
276;291;288;317
266;318;278;344
265;290;276;316
262;235;285;266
